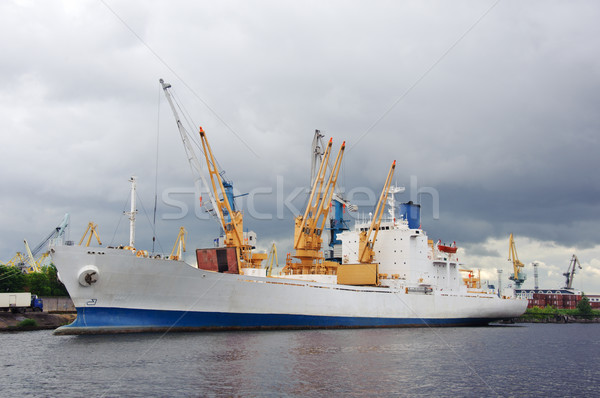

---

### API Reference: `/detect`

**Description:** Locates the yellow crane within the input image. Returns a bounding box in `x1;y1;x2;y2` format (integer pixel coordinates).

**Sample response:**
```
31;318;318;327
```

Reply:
2;252;31;273
2;214;70;273
169;227;187;260
3;242;48;274
265;242;278;277
336;161;395;286
508;233;526;288
160;80;266;272
358;160;396;264
284;138;345;275
199;127;266;269
23;239;41;273
79;222;102;247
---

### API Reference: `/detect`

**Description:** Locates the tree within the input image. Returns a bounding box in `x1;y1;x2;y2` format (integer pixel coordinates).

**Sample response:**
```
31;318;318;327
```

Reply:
27;272;51;296
0;265;26;292
577;293;592;315
43;264;68;296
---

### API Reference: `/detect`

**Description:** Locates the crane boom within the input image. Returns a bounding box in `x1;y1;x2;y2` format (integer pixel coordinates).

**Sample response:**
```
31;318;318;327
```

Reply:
285;139;345;274
358;161;396;264
160;79;222;230
296;140;344;251
266;242;278;277
30;213;70;256
169;227;187;261
199;127;252;268
563;254;582;289
23;239;40;272
508;233;526;288
79;222;102;247
295;138;334;250
3;214;70;272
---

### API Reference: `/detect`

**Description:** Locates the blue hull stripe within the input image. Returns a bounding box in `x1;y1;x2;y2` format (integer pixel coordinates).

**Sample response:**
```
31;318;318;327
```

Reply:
55;307;503;334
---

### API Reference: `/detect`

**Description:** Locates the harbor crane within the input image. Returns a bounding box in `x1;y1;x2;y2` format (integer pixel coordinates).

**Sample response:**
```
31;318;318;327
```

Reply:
23;240;40;273
284;138;345;275
508;233;526;288
563;254;582;290
3;214;70;273
358;161;396;264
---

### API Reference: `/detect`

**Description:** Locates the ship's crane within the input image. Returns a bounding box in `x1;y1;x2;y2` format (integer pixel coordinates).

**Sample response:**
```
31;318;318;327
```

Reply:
79;222;102;247
169;227;187;261
265;242;278;277
563;254;582;289
508;233;526;288
285;138;345;274
198;127;255;268
358;161;396;264
160;79;222;230
310;130;357;261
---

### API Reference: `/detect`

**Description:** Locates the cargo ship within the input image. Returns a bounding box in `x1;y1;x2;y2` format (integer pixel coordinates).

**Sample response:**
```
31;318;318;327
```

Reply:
49;80;526;335
50;194;526;335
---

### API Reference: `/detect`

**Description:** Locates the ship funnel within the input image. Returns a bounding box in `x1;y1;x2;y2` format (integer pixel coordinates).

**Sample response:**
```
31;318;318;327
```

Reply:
400;201;421;229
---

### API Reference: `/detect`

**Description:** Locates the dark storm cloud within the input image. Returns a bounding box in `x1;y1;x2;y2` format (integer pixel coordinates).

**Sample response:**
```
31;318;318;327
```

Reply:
1;0;599;292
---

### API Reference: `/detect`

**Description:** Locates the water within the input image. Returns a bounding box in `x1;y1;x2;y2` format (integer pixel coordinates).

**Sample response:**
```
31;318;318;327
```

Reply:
1;324;599;397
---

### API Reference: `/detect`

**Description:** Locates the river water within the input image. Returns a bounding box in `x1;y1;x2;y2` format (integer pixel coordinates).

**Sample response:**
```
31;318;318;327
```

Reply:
1;323;599;397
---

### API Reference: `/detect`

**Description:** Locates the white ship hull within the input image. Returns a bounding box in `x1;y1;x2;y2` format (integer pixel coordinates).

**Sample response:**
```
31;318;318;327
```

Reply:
51;245;527;335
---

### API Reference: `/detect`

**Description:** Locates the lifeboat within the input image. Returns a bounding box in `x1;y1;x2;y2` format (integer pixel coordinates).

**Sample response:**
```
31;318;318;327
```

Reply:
436;240;458;253
438;245;457;254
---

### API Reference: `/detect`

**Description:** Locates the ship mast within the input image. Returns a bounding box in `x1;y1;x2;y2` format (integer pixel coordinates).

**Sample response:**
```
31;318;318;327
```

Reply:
386;185;405;223
125;176;137;248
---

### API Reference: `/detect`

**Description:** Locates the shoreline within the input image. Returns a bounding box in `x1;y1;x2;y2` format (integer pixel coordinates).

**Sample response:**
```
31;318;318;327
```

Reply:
513;315;600;324
0;312;76;332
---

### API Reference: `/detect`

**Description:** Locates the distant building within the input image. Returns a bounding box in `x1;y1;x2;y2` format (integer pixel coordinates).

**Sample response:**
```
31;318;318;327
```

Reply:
516;289;600;309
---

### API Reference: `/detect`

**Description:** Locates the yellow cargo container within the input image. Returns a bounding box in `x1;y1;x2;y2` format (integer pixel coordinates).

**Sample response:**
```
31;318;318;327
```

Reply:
337;263;379;286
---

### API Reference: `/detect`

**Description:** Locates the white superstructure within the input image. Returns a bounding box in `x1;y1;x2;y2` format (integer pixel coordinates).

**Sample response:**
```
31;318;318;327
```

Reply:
341;217;463;292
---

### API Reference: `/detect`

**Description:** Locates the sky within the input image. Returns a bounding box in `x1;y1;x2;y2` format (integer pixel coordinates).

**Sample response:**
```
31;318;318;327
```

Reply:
1;0;599;293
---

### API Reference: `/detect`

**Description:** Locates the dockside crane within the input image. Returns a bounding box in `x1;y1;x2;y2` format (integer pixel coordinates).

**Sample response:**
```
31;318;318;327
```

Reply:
3;214;70;273
284;138;345;275
508;233;526;288
358;161;396;264
23;240;40;273
563;254;582;290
